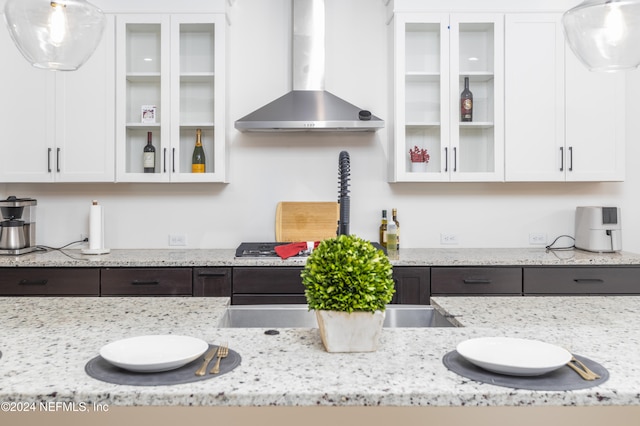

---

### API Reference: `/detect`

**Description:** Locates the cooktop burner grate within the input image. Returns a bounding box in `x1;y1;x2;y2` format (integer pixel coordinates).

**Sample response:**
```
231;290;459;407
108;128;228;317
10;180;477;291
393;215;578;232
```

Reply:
235;242;303;258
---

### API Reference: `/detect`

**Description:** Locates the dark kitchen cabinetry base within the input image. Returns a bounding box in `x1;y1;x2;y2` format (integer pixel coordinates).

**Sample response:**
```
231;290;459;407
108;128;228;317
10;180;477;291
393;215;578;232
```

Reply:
101;268;192;296
392;267;430;304
231;266;431;305
193;268;231;297
431;267;522;296
523;266;640;295
0;268;99;296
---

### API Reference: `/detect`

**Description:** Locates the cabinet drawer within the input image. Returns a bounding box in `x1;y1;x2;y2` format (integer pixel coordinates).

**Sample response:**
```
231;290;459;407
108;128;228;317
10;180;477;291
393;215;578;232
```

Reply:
101;268;192;296
524;267;640;294
431;267;522;295
232;294;307;305
0;268;99;296
193;268;231;297
233;267;304;294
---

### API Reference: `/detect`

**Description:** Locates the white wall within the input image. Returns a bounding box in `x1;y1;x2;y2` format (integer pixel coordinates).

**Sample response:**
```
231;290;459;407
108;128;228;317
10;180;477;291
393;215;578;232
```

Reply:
3;0;640;252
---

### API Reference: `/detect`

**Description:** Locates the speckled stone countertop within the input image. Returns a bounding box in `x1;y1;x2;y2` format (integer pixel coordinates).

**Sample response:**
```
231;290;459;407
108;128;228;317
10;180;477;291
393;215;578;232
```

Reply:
1;247;639;267
0;296;638;407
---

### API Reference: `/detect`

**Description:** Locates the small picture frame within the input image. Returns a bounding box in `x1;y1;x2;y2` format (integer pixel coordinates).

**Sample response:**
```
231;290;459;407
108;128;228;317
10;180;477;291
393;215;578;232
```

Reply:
141;105;157;123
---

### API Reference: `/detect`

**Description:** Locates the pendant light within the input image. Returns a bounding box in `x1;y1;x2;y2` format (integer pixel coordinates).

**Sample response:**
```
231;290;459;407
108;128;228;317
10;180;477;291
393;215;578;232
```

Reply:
562;0;640;71
3;0;106;71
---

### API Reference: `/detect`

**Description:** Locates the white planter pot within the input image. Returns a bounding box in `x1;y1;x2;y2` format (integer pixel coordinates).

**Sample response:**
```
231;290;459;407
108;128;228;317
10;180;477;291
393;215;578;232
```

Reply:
410;162;428;173
315;310;385;353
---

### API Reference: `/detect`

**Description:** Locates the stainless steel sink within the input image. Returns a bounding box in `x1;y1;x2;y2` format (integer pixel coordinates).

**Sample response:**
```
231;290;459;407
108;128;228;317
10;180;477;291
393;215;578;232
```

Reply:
218;304;456;328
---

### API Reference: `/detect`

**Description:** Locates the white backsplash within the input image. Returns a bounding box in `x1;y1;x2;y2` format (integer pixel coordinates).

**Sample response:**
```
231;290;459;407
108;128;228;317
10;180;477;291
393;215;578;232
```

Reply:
2;0;640;253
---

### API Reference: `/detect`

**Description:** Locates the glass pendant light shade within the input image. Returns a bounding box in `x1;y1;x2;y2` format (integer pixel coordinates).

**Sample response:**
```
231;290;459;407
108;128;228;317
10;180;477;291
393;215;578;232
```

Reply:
562;0;640;71
3;0;106;71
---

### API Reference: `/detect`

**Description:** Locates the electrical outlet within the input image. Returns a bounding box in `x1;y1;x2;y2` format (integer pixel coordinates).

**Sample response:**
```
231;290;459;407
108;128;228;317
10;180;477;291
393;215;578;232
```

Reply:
440;233;459;245
529;232;547;245
168;234;187;247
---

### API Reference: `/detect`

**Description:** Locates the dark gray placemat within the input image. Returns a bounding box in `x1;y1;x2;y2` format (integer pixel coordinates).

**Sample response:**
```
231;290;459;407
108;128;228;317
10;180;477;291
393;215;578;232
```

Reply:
85;345;241;386
443;350;608;391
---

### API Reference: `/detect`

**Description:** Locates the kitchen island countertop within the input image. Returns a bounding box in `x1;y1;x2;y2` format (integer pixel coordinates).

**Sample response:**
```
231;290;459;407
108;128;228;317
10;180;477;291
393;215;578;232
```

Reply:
0;296;638;407
1;247;639;267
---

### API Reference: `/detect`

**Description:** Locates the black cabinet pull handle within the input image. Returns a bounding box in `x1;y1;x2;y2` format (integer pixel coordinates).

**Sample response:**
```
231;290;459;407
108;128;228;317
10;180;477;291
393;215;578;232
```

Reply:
463;278;492;284
172;148;176;173
131;280;160;285
444;147;448;172
56;148;61;172
163;148;167;173
560;147;564;171
47;148;52;173
453;147;457;172
197;272;228;277
573;278;604;284
19;279;48;286
568;146;573;172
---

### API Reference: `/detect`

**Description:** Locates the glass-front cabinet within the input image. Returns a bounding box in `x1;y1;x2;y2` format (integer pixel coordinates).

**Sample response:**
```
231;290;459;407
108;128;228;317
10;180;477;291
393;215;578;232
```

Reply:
116;14;226;182
390;13;504;182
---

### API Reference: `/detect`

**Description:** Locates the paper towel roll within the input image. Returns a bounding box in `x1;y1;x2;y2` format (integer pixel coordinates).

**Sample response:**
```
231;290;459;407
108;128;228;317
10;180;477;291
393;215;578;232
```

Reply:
89;200;103;250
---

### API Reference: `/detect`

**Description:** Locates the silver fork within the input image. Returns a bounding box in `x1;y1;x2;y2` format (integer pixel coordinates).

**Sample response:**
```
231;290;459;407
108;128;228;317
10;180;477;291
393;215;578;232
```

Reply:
210;342;229;374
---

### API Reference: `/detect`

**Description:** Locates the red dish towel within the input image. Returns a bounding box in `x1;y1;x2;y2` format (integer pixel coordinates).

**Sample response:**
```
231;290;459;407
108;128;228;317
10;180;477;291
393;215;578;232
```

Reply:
275;241;320;259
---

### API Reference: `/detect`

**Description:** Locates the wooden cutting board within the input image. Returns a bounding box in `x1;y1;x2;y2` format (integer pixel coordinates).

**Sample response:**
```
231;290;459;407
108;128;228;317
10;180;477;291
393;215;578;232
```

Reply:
275;202;339;242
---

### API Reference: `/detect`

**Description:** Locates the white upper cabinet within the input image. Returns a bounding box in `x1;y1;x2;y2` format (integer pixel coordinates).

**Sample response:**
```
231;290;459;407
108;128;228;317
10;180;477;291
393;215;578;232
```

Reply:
505;13;625;182
0;15;115;183
389;11;504;182
115;12;226;183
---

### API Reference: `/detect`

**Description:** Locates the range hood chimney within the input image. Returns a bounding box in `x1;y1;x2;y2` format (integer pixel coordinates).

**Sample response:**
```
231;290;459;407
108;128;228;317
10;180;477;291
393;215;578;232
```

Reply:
234;0;384;132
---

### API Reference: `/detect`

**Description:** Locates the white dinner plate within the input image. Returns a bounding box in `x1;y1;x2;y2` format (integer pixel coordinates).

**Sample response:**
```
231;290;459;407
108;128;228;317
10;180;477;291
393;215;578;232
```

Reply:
456;337;572;376
99;335;209;373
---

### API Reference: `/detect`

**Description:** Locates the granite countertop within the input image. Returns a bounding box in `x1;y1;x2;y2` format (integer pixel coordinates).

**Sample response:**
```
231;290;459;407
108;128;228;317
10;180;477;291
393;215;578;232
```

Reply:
0;296;638;407
1;247;639;267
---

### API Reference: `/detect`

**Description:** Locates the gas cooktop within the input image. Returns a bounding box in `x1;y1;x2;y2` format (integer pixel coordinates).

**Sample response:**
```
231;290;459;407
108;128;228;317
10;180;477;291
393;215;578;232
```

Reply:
235;241;386;258
235;242;309;258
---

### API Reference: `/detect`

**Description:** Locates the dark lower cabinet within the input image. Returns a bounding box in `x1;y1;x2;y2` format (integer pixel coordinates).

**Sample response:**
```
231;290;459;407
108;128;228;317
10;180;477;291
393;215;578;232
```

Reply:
193;267;231;297
392;267;430;304
431;267;522;296
231;266;431;305
232;267;305;304
101;268;192;296
523;267;640;295
0;268;100;296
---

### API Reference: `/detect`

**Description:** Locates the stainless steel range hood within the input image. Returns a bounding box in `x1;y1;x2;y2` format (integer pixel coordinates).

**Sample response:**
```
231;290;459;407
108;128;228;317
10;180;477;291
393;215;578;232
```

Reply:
234;0;384;132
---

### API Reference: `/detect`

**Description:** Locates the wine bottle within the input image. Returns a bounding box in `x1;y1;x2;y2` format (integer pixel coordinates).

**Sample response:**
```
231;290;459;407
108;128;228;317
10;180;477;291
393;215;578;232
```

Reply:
143;131;155;173
379;210;388;248
392;208;400;250
460;76;473;122
192;128;206;173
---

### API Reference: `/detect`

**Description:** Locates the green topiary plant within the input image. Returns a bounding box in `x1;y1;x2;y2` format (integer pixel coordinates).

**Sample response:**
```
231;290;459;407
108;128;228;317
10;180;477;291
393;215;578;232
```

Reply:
301;234;395;313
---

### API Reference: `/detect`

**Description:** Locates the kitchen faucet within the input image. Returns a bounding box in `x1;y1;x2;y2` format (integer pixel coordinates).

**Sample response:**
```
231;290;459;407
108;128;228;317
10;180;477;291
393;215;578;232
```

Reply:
337;151;350;236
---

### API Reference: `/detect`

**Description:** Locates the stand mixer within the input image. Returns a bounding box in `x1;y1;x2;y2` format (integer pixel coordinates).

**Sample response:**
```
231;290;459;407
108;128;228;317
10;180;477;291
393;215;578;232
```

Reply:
0;195;37;255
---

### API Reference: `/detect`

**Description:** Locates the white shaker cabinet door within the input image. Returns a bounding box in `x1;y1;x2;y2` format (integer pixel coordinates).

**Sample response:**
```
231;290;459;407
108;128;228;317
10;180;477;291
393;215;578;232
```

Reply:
0;15;115;183
564;48;625;182
504;14;565;182
55;15;115;182
0;26;55;182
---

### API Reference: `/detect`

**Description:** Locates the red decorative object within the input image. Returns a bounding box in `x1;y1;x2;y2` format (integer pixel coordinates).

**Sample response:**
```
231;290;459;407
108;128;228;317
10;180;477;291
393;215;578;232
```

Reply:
409;146;430;163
